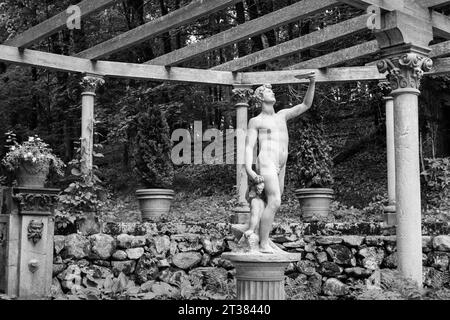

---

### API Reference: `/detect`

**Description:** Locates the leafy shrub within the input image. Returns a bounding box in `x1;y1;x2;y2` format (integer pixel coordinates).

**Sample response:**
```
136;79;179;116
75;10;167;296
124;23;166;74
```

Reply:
288;121;334;189
421;157;450;209
134;106;174;189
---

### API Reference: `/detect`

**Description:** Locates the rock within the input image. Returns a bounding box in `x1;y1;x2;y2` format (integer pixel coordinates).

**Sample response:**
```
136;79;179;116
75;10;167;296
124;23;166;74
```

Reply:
316;251;328;264
358;247;385;270
153;235;171;255
383;253;398;268
116;234;135;249
76;259;90;267
89;234;115;260
126;247;145;260
326;245;355;266
432;236;450;252
212;257;234;270
319;262;343;277
422;236;432;253
53;264;66;277
344;267;373;279
428;252;450;271
365;236;384;246
283;240;306;249
171;233;202;242
54;236;65;255
76;214;101;236
121;222;138;235
135;253;159;284
93;260;111;267
189;267;228;290
132;236;146;247
209;238;225;255
162;270;188;286
111;260;136;276
307;273;323;295
305;253;316;261
304;244;316;253
340;236;364;247
157;259;170;268
200;253;211;267
51;278;64;297
323;278;348;296
82;265;113;279
57;264;82;292
172;252;202;270
296;260;317;276
63;234;90;259
151;282;180;299
102;222;121;235
178;241;203;252
316;237;343;245
112;250;127;261
271;234;297;243
170;241;179;256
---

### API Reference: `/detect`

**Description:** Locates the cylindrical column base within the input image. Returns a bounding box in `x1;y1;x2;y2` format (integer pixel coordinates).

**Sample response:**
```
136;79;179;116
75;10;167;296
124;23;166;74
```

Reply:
222;252;300;300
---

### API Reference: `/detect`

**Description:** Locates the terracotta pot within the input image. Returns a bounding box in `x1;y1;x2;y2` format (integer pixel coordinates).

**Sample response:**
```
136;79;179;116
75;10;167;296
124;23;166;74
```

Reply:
295;188;334;221
136;189;175;221
16;161;49;188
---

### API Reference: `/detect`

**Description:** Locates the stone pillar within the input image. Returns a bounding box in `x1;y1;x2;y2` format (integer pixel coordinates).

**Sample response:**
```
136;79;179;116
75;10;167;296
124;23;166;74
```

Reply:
80;74;105;176
377;47;433;287
222;252;300;300
384;96;397;226
0;187;59;298
231;85;253;224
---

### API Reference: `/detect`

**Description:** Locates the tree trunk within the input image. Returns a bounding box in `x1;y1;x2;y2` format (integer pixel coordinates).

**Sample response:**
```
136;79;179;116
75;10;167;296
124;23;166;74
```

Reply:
159;0;172;54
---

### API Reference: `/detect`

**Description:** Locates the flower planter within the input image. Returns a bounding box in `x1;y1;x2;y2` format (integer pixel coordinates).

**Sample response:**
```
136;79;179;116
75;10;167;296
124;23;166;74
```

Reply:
16;161;49;188
295;188;334;221
136;189;175;221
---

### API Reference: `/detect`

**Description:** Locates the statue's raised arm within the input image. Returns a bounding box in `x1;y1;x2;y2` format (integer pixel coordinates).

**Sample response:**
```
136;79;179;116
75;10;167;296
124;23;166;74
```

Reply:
278;72;316;121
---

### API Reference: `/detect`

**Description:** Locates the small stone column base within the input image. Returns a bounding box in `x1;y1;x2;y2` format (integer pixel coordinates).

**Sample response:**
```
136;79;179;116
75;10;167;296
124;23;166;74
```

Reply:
222;252;300;300
383;205;397;226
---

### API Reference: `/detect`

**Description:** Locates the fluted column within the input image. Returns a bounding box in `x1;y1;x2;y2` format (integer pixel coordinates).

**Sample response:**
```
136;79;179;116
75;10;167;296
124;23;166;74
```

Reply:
377;47;433;287
384;96;397;226
80;74;104;176
232;85;253;224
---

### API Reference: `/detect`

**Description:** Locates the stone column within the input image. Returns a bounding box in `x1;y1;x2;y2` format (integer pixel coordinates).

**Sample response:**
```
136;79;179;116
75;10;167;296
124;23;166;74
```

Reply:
222;252;300;300
383;96;397;226
232;85;253;224
377;47;433;287
80;74;105;176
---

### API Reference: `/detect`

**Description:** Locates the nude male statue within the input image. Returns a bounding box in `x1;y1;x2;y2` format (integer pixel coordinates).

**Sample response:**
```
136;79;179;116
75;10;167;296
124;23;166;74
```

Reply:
243;73;316;253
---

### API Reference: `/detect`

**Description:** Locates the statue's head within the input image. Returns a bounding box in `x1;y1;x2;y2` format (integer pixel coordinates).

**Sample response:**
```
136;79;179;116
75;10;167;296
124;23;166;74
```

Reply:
254;84;276;108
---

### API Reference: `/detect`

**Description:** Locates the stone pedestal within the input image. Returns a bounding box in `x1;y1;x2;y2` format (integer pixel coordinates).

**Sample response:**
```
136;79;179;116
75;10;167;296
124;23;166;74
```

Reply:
222;252;300;300
0;187;58;299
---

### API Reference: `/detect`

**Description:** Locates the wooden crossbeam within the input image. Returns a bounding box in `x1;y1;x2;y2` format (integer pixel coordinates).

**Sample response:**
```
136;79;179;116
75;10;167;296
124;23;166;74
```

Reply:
431;40;450;57
3;0;121;49
76;0;242;60
421;0;450;8
337;0;402;11
432;11;450;39
0;45;447;85
287;40;379;69
211;14;370;72
146;0;338;66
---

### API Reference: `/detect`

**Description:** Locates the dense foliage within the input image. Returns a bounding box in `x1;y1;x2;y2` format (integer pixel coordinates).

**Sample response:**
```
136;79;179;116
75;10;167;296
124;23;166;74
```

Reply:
134;106;174;189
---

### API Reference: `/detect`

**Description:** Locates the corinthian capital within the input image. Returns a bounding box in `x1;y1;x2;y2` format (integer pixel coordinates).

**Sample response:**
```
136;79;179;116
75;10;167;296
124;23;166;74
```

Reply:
232;85;254;105
377;53;433;91
80;74;105;94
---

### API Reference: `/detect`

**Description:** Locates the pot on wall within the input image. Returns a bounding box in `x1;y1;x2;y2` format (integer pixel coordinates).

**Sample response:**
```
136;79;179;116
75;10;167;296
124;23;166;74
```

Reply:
136;189;175;221
16;161;49;188
295;188;334;221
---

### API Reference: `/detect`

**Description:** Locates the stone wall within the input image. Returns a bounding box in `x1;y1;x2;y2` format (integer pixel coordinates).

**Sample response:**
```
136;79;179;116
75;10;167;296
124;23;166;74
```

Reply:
52;220;450;298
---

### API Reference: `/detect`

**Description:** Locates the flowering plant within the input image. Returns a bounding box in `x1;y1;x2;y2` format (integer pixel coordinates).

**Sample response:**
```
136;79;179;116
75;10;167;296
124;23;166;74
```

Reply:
2;135;65;176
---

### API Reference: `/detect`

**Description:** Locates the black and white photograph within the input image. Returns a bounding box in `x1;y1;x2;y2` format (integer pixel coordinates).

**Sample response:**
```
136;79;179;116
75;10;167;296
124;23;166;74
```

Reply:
0;0;450;311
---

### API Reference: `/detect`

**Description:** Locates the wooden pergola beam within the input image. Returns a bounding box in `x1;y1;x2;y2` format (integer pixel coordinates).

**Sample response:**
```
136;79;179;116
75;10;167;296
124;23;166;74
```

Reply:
211;14;370;72
3;0;121;49
146;0;338;66
432;11;450;39
337;0;402;11
431;40;450;57
421;0;450;8
0;45;447;85
76;0;242;60
287;40;379;69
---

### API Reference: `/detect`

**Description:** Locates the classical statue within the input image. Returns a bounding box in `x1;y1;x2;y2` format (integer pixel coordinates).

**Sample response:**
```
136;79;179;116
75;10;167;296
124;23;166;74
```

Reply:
238;72;316;254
